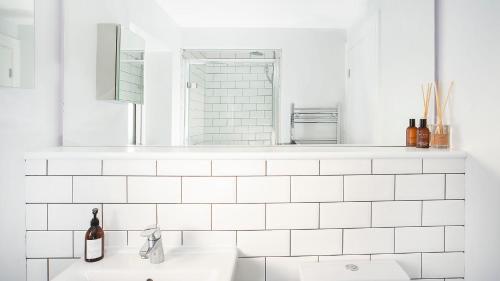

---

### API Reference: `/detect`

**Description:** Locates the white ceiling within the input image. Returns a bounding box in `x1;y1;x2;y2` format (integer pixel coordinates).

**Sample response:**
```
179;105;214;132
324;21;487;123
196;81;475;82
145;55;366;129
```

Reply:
157;0;368;29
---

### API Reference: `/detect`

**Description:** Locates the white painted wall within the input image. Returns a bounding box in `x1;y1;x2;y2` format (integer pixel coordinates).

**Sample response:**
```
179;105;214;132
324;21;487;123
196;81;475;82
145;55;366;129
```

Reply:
349;0;435;145
180;28;346;144
378;0;435;145
143;51;173;145
0;0;62;280
344;12;379;144
63;0;181;146
437;0;500;280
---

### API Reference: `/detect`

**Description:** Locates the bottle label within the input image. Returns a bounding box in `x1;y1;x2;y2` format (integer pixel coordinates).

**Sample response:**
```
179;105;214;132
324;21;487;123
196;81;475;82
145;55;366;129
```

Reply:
86;238;102;259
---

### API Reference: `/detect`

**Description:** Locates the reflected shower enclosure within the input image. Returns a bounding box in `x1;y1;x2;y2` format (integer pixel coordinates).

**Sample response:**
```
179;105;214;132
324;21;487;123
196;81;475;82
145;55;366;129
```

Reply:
183;49;280;145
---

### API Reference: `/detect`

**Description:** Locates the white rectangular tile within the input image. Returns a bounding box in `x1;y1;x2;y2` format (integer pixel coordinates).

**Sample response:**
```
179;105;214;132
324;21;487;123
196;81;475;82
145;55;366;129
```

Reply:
373;158;422;174
157;160;211;176
318;255;370;262
103;159;156;175
103;204;156;230
423;200;465;226
267;203;319;229
158;204;211;230
423;158;465;173
48;159;101;175
25;159;47;176
343;228;394;254
266;256;317;281
26;176;72;203
291;229;342;255
182;177;236;203
212;160;265;176
395;227;444;253
127;231;181;248
237;176;290;203
48;204;101;230
237;230;290;257
73;231;86;257
27;258;47;281
396;174;445;200
445;226;464;252
267;160;319;175
26;204;47;230
73;176;126;203
291;176;343;202
446;174;465;199
320;202;371;228
74;231;128;257
104;231;128;248
128;177;181;203
422;252;464;278
344;175;394;201
49;259;77;280
235;258;265;281
183;231;236;247
372;201;421;227
320;159;371;175
26;231;73;258
212;204;265;230
372;253;422;279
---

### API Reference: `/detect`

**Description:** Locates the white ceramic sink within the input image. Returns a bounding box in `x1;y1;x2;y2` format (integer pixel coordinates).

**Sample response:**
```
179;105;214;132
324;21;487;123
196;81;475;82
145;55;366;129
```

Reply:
52;247;238;281
300;260;410;281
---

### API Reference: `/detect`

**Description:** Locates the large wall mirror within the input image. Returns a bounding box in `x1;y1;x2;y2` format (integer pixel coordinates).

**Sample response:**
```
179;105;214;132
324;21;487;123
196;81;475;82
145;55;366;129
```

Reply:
62;0;435;147
0;0;34;88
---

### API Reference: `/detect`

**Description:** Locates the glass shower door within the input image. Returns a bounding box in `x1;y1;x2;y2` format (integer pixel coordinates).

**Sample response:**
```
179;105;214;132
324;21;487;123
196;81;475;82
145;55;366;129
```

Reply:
184;49;279;145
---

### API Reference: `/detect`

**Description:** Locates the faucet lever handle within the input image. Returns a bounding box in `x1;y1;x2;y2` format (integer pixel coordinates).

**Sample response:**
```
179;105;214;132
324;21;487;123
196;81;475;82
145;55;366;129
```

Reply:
141;225;161;240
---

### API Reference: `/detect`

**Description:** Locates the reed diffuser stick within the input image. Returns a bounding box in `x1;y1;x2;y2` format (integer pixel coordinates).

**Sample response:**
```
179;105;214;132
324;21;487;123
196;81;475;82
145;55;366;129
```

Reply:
433;81;454;134
421;82;432;119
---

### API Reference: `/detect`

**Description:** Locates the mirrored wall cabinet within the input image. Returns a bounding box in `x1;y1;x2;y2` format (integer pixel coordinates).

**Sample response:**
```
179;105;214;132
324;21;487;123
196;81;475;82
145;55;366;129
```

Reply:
96;24;145;104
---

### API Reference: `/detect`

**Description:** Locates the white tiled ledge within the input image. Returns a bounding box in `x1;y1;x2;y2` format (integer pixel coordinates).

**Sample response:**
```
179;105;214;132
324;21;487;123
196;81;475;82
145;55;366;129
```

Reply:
25;146;466;160
25;149;465;281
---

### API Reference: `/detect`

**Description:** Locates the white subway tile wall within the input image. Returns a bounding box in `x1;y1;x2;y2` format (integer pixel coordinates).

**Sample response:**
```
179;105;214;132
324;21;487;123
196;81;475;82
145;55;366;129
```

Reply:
48;159;101;175
25;156;465;281
320;159;371;175
372;158;422;174
188;62;275;145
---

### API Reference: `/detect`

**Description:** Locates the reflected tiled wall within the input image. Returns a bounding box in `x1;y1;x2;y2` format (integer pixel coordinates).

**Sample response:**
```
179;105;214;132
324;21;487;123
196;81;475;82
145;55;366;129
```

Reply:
202;63;274;145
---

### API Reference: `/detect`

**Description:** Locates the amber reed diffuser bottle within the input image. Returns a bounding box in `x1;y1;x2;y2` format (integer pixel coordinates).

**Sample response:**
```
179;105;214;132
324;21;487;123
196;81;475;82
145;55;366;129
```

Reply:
416;119;430;148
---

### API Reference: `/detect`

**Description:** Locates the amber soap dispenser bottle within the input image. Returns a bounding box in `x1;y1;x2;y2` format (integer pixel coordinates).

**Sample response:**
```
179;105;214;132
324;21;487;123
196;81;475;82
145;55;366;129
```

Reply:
406;119;417;147
416;118;430;148
85;208;104;262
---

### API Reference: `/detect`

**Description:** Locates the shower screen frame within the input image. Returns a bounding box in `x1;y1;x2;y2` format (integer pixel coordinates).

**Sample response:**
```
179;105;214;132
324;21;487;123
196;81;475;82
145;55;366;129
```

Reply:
181;49;282;146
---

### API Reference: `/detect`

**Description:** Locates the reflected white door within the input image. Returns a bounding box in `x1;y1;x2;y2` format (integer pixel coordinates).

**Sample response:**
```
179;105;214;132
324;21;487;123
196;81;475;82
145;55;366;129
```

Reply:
344;13;379;144
0;44;13;87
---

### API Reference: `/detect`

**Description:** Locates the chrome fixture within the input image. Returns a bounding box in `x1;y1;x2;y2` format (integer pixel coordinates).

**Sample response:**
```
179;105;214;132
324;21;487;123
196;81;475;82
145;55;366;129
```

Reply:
290;103;341;144
139;226;165;264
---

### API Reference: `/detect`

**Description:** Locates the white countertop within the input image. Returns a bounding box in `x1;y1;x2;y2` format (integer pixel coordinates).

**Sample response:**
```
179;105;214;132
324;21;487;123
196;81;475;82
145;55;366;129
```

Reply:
25;146;467;160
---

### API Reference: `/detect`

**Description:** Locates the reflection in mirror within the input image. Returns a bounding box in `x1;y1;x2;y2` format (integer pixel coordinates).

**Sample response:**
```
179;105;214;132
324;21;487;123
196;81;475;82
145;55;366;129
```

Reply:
62;0;434;147
183;49;280;145
0;0;34;88
96;24;145;104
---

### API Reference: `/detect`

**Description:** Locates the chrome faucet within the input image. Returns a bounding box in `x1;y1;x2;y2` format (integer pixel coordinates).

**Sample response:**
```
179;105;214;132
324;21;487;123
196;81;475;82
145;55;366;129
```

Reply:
139;226;165;264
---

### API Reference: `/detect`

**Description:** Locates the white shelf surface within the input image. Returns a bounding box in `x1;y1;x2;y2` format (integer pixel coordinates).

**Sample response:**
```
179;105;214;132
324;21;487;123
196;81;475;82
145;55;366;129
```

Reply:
25;146;467;160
